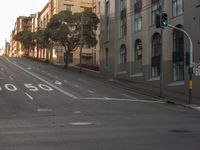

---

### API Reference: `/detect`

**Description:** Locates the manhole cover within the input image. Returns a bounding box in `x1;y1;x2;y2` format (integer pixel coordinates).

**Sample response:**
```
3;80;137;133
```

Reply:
169;129;192;133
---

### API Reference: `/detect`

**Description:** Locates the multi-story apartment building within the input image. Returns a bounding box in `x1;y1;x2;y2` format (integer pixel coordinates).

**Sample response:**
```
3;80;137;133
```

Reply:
36;2;52;61
29;0;99;66
100;0;200;103
9;16;34;57
49;0;100;66
30;13;40;58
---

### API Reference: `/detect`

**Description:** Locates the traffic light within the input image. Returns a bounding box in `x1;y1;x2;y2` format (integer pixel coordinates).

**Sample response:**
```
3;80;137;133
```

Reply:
155;12;168;28
160;12;168;28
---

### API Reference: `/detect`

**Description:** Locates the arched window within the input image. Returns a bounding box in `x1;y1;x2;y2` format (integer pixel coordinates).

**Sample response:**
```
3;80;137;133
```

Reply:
135;39;142;61
120;44;127;64
172;25;184;81
152;33;161;77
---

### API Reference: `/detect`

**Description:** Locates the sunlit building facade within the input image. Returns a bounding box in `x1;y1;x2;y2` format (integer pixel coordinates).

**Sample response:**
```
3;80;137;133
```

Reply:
49;0;100;66
9;16;34;57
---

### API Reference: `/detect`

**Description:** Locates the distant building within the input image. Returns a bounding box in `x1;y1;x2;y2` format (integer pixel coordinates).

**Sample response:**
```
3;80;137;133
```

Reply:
9;16;34;57
100;0;200;103
4;41;10;56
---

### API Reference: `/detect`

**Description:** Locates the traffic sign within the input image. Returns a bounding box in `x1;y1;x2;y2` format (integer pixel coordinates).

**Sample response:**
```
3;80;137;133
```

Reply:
193;63;200;76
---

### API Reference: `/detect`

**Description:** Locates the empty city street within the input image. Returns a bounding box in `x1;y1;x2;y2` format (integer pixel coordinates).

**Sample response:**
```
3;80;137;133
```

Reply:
0;56;200;150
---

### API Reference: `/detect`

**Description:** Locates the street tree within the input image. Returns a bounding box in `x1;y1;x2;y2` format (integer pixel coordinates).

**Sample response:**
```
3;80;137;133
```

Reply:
35;29;53;61
46;10;99;68
14;30;36;56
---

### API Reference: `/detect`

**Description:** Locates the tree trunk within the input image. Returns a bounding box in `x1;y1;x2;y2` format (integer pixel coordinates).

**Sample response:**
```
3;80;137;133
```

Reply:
63;45;70;69
46;48;49;63
37;44;39;60
64;51;70;69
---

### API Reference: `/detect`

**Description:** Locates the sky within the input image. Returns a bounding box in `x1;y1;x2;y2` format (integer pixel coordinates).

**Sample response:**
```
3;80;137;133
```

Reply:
0;0;48;49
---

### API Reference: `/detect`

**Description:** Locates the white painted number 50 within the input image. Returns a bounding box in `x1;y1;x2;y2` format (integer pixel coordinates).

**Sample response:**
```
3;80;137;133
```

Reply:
38;84;53;91
5;84;17;91
24;84;39;92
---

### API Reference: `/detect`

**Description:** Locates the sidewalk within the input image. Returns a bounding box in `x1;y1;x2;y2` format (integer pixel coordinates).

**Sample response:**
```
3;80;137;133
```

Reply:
73;66;200;112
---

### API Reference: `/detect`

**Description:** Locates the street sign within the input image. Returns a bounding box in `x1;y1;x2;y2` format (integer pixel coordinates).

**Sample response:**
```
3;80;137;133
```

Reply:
193;63;200;76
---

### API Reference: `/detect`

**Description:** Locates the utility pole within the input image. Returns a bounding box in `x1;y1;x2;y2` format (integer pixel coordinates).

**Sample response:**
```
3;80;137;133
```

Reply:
79;12;84;73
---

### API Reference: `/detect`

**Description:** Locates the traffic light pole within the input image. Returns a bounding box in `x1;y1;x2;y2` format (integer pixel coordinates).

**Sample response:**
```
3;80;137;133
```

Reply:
168;24;193;104
160;28;164;98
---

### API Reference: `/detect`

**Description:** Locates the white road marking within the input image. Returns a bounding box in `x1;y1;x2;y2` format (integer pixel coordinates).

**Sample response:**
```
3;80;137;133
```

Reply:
24;84;39;92
73;111;82;114
37;108;52;112
25;93;34;100
120;93;136;99
5;84;17;91
27;67;32;70
69;122;92;126
88;90;95;94
6;58;77;99
54;80;63;85
80;97;165;104
103;97;110;99
8;76;13;80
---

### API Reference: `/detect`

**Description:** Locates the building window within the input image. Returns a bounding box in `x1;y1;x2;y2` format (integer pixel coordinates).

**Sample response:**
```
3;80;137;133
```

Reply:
134;0;142;32
172;25;184;81
84;7;92;12
105;0;110;41
119;0;127;38
134;13;142;32
120;44;127;64
105;48;109;66
151;33;161;77
172;0;183;16
151;0;161;25
135;39;142;61
65;5;72;11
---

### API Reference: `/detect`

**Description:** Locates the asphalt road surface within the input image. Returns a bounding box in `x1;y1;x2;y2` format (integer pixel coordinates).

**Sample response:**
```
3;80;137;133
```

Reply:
0;56;200;150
